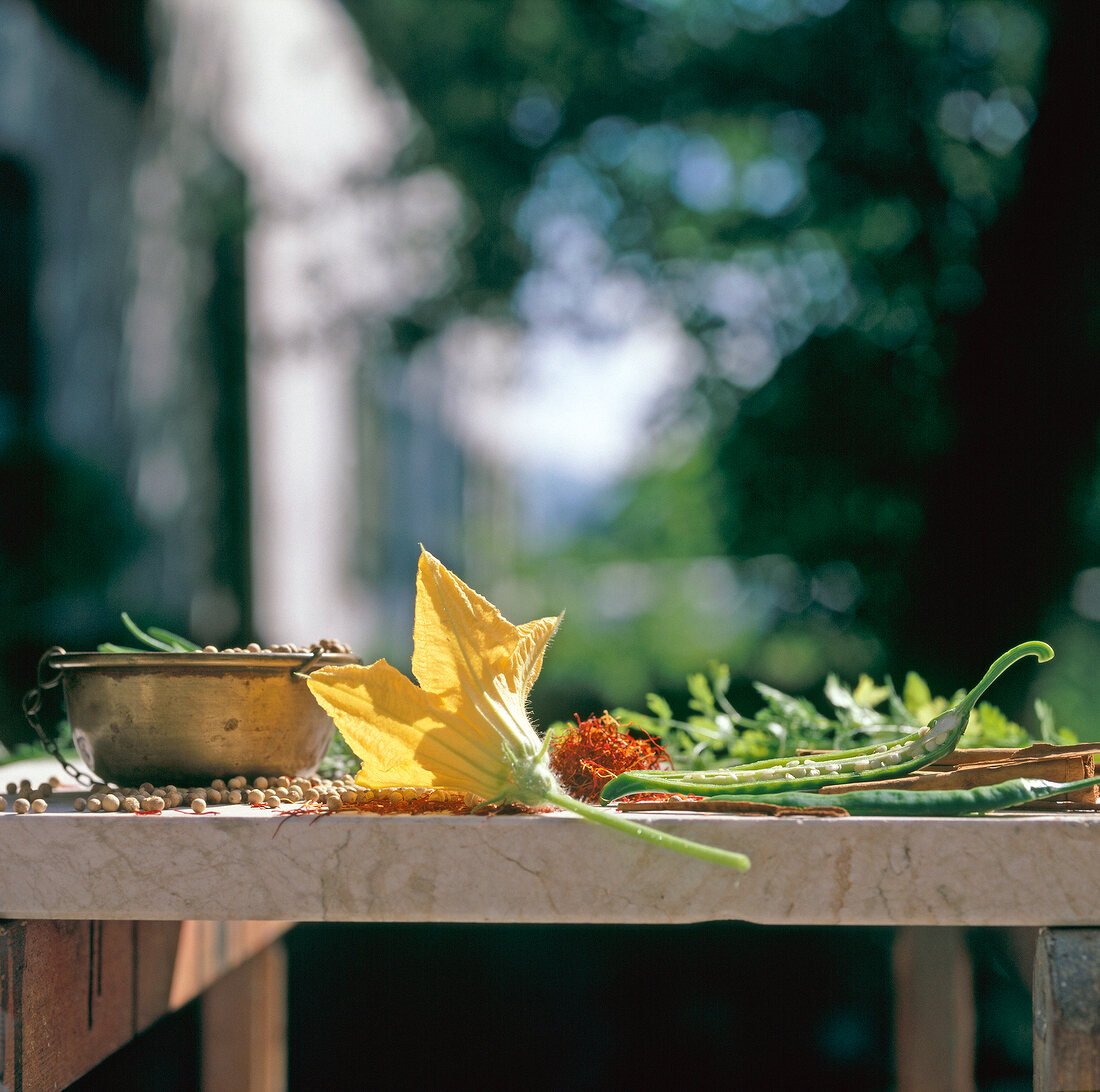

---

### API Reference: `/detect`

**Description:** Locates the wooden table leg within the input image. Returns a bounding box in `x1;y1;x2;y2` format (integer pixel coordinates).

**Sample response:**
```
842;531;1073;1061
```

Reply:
1033;927;1100;1092
0;919;292;1090
892;926;976;1092
200;939;288;1092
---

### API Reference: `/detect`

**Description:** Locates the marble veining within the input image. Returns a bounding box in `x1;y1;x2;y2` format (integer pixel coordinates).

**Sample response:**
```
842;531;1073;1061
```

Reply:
3;790;1100;925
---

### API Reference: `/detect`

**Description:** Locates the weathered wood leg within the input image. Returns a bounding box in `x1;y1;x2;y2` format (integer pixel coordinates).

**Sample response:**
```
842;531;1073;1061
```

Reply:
892;926;976;1092
0;919;291;1089
200;939;288;1092
1033;927;1100;1092
0;919;138;1091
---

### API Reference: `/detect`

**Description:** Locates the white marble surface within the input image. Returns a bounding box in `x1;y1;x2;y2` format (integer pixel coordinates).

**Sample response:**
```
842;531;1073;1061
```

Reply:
2;757;1100;926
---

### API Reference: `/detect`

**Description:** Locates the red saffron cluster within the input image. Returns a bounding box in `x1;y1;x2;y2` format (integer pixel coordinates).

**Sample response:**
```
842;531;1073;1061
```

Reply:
548;712;671;804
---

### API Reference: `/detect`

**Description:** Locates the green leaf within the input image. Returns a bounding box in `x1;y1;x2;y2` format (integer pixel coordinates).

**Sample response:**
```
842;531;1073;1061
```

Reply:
645;693;675;722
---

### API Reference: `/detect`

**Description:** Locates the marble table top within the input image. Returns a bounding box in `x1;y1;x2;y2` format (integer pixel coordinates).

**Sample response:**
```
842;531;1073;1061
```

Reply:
3;758;1099;927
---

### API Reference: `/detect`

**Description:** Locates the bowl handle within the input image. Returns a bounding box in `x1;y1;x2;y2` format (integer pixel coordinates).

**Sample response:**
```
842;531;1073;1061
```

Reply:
293;646;326;677
21;647;96;787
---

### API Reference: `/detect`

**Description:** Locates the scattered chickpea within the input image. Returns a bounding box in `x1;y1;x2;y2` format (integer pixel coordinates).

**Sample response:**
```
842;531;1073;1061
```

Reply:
87;797;102;812
247;789;264;805
0;796;6;812
253;776;269;790
74;797;87;812
101;794;121;812
13;798;30;814
123;796;140;813
191;797;207;813
145;796;166;812
31;798;47;813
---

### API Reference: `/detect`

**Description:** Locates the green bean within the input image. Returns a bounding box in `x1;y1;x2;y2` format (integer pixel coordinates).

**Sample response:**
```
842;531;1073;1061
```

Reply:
601;641;1053;802
706;775;1100;816
120;612;177;651
98;614;200;654
146;626;201;652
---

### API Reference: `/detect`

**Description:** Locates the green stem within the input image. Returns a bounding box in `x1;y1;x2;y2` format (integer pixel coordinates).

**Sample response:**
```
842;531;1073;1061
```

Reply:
544;789;751;872
931;639;1053;734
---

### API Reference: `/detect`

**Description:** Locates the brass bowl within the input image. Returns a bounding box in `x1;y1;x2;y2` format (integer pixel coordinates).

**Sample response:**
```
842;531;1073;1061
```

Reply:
47;650;359;785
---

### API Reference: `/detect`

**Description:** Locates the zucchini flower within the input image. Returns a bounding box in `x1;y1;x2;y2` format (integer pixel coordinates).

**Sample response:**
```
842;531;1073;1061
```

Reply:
307;548;750;870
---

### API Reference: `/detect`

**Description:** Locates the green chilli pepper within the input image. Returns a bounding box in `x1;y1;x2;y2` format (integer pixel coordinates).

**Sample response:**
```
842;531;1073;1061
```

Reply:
707;775;1100;816
601;641;1053;803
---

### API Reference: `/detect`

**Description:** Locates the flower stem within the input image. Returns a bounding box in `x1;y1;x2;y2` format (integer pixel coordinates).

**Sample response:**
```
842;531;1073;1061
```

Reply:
543;789;751;872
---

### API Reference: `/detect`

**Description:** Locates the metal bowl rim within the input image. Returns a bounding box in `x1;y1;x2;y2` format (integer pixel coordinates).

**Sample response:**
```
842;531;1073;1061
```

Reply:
48;651;360;673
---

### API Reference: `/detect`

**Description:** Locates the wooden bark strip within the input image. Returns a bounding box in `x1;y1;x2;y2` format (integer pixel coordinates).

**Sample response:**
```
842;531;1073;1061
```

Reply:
1033;927;1100;1091
0;919;292;1091
818;756;1092;793
936;743;1100;766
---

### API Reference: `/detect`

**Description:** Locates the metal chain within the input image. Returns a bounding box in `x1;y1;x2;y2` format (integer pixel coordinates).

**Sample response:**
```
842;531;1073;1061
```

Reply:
20;647;96;787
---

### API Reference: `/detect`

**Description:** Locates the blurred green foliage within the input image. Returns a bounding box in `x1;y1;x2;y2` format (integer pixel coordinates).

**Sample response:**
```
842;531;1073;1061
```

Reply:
604;659;1073;770
340;0;1100;743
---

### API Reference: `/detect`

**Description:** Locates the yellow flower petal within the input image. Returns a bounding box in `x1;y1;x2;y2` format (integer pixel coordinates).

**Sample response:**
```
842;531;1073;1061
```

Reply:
412;549;521;703
510;615;563;700
307;660;513;797
412;548;560;752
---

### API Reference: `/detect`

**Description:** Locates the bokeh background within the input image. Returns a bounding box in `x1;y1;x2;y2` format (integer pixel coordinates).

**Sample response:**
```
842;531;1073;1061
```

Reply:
2;0;1095;1088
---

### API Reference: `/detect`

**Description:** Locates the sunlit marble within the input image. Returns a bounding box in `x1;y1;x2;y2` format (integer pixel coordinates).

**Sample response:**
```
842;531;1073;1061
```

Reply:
2;755;1098;926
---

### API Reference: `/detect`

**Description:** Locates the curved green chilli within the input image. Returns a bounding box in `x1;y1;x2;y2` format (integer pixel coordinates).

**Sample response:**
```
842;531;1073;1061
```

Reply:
708;775;1100;816
601;642;1053;803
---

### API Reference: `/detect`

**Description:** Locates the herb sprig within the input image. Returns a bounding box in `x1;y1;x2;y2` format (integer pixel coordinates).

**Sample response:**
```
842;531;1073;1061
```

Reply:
612;662;1075;771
